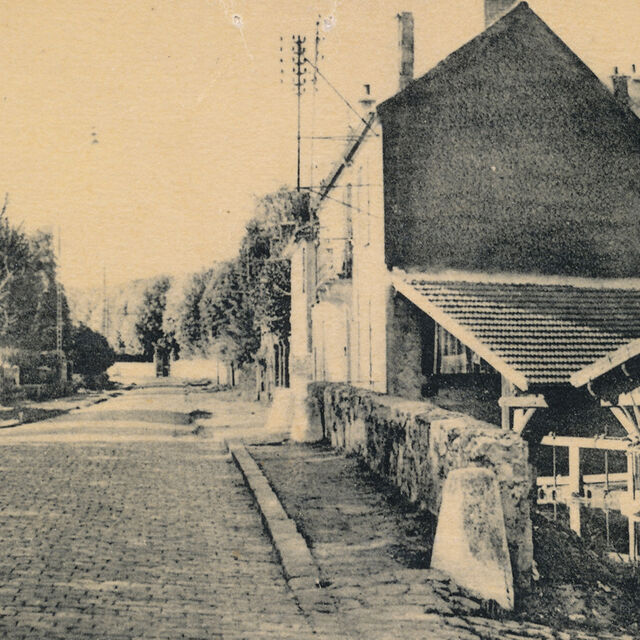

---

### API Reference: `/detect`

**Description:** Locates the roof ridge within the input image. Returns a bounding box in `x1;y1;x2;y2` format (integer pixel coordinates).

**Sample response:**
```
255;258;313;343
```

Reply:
377;1;636;126
379;2;537;112
395;268;640;290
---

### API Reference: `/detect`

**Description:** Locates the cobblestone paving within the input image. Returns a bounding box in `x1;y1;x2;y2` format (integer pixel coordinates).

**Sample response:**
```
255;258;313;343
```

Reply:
3;387;633;640
251;443;632;640
0;393;317;639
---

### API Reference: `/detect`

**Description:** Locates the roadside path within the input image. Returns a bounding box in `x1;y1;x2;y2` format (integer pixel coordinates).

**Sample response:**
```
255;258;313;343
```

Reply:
250;442;633;640
2;384;633;639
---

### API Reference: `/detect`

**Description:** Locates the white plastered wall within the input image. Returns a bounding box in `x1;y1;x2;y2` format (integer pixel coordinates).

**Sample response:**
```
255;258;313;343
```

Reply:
350;124;387;392
312;120;388;393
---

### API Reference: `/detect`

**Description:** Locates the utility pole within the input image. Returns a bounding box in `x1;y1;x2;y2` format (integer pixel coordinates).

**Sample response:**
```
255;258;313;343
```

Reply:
280;34;308;192
309;18;321;190
56;228;63;354
102;266;109;338
293;35;307;192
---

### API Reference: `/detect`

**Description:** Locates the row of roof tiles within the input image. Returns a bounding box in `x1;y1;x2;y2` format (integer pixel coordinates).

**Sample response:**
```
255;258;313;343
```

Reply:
393;271;640;388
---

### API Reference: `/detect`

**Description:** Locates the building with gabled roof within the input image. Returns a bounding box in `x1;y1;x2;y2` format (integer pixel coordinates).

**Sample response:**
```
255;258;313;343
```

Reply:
290;1;640;447
364;2;640;441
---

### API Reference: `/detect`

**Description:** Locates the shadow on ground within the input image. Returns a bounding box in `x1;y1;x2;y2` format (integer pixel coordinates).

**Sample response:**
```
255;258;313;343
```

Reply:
56;409;194;425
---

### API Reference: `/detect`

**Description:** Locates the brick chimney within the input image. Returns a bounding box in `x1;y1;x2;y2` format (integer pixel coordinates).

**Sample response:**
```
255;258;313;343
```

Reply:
612;66;631;108
397;12;414;92
485;0;515;28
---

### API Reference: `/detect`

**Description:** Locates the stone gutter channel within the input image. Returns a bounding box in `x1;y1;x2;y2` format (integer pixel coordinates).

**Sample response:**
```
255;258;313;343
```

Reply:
227;441;349;636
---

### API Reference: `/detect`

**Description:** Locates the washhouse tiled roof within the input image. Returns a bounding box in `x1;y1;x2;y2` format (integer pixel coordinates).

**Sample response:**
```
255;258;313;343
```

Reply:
392;271;640;390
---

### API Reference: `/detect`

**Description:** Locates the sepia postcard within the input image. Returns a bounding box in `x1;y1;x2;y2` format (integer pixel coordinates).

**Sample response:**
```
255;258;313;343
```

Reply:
0;1;639;638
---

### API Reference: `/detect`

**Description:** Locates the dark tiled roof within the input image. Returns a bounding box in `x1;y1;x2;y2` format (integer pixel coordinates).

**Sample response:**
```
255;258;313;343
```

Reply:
394;272;640;387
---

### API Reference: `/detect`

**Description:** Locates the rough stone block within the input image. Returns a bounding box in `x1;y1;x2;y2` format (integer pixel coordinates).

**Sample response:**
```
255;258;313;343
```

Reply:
431;467;514;610
310;382;533;588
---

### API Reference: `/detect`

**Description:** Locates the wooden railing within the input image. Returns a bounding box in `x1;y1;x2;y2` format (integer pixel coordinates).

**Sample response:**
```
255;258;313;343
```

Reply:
537;433;640;561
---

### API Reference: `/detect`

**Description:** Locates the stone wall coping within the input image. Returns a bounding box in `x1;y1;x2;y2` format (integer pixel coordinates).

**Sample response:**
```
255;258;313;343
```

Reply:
313;382;522;442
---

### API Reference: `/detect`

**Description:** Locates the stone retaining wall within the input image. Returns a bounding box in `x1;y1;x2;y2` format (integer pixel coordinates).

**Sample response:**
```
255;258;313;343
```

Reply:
308;382;533;588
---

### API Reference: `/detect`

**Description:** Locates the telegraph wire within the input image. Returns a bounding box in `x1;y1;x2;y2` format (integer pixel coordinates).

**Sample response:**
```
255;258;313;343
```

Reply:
304;187;384;219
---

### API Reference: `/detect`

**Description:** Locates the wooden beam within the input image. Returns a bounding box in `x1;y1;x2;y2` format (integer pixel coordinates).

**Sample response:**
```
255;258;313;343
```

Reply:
513;408;537;435
630;518;639;562
571;338;640;388
569;501;582;537
628;453;636;502
618;388;640;407
536;471;627;486
610;406;640;440
501;376;514;430
568;446;583;496
539;434;634;451
498;394;548;409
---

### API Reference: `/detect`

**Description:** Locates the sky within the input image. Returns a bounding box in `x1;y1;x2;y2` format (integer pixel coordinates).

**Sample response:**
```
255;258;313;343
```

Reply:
2;0;640;289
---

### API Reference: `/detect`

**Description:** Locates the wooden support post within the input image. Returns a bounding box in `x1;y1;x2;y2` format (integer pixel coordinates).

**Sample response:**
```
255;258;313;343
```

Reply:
629;518;639;562
513;409;524;433
568;446;583;496
501;375;513;430
498;387;545;433
627;452;639;502
569;501;582;537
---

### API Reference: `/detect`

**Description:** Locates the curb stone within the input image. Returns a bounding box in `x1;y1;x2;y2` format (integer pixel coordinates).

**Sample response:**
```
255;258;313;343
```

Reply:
228;440;339;622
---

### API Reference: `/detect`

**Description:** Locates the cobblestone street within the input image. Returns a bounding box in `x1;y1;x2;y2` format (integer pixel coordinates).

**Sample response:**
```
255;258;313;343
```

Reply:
0;388;315;640
0;385;635;640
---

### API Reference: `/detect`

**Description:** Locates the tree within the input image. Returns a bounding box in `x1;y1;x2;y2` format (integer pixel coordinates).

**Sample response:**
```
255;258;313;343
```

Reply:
134;276;179;361
67;323;115;377
191;188;306;367
175;267;216;356
199;261;258;366
0;196;72;351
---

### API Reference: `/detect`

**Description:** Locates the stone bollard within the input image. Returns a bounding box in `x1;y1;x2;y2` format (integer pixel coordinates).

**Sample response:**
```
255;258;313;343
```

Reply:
431;467;514;610
290;379;323;443
264;388;294;433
